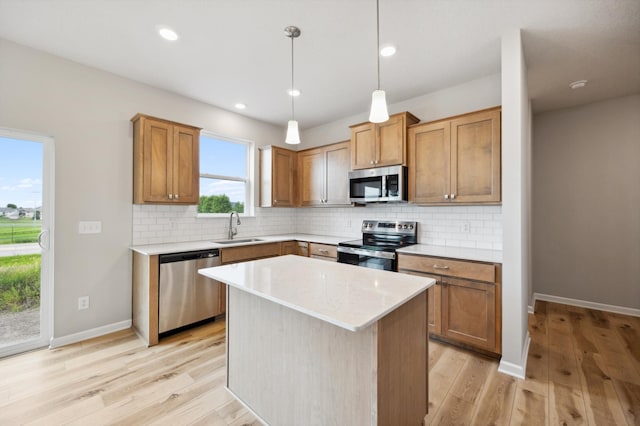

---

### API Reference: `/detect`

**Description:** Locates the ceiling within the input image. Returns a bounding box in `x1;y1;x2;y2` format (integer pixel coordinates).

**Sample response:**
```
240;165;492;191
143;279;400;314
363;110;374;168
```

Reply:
0;0;638;129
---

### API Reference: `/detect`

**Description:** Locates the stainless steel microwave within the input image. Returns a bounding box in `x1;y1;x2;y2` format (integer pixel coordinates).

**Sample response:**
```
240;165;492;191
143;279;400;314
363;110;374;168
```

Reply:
349;165;407;203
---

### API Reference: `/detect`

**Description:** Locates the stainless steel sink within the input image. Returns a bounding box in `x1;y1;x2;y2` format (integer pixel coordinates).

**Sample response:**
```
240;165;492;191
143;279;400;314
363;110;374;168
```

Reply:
215;238;264;244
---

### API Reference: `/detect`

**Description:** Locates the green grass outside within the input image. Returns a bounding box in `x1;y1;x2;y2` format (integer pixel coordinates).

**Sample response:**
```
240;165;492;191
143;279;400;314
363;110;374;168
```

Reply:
0;217;41;245
0;254;41;313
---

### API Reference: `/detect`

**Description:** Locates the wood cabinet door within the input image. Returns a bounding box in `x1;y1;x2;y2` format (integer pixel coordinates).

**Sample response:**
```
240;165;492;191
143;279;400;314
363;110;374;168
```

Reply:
376;114;405;167
272;147;295;207
142;118;173;203
172;125;199;204
350;122;375;169
324;142;350;205
441;277;496;351
401;270;442;335
450;109;501;203
281;241;300;256
299;148;325;206
219;283;226;315
408;121;451;203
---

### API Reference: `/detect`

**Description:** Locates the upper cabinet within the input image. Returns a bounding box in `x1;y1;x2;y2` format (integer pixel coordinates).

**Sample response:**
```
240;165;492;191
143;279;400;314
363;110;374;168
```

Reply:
132;114;201;205
408;107;501;204
298;141;350;206
260;145;297;207
350;112;420;170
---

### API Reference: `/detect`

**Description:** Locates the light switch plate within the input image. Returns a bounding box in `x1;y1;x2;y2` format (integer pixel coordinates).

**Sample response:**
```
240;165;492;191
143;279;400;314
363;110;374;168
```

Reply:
79;221;102;234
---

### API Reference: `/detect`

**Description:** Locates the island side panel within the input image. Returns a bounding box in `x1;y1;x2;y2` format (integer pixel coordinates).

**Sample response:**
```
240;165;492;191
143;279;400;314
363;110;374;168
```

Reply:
227;286;377;425
132;252;159;346
377;290;428;424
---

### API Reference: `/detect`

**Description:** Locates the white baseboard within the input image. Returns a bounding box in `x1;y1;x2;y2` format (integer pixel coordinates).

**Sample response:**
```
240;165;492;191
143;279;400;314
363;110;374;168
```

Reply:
49;319;132;349
498;331;530;379
532;293;640;317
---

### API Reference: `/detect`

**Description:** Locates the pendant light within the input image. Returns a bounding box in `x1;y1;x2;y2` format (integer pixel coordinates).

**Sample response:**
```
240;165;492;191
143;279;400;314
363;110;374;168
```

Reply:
285;26;301;144
369;0;389;123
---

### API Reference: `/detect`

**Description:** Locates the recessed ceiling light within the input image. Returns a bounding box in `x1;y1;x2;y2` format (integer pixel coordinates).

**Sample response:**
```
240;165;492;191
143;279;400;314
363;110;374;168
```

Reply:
234;103;247;110
157;26;179;41
569;80;588;89
287;89;301;97
380;45;396;57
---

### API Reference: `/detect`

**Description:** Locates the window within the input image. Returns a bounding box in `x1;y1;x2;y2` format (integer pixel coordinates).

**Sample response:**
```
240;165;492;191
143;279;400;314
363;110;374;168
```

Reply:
199;132;253;216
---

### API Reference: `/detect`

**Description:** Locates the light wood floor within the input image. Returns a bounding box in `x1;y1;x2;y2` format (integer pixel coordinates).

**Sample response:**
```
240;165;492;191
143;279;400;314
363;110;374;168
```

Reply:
0;301;638;425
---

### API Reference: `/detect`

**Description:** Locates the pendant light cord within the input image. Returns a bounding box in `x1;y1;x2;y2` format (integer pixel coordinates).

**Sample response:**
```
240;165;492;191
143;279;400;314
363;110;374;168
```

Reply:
376;0;380;90
291;32;295;120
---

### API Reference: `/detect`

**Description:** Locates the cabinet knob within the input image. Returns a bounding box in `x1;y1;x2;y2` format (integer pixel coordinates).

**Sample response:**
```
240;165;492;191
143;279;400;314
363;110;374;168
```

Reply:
450;193;456;200
274;199;278;204
168;194;173;200
175;194;179;200
375;160;379;164
444;194;449;199
370;160;374;165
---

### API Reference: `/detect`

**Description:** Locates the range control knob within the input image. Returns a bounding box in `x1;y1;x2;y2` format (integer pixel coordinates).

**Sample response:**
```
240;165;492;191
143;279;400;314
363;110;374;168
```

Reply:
409;224;414;229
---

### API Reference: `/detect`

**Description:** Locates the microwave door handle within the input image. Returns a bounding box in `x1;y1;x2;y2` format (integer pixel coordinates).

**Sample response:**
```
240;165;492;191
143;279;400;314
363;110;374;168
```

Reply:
381;175;387;198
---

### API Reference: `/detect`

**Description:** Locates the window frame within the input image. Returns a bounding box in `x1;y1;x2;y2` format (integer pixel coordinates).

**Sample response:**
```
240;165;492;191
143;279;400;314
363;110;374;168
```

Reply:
197;130;255;218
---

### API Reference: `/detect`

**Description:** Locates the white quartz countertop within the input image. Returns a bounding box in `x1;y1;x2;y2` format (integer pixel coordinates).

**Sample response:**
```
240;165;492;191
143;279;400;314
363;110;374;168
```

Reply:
130;234;349;256
397;244;502;263
199;255;435;332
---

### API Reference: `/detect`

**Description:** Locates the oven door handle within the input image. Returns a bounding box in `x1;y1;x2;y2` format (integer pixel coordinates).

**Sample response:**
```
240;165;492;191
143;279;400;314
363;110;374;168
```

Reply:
337;246;396;260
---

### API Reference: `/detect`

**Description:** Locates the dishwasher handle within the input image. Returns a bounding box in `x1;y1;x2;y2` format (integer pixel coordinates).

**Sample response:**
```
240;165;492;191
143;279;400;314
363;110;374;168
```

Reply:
159;249;220;264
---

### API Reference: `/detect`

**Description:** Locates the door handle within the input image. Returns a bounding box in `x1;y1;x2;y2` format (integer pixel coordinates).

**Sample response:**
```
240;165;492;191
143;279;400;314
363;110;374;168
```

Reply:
38;230;48;250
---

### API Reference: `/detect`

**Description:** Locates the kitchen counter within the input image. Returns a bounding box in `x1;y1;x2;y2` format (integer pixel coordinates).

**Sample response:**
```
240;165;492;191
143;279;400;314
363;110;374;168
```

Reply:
397;243;503;263
130;233;349;256
199;255;433;425
131;234;503;263
199;255;434;331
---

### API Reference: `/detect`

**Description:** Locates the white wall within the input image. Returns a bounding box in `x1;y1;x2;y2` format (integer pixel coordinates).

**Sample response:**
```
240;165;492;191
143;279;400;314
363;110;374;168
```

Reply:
0;38;285;340
533;94;640;311
499;29;531;379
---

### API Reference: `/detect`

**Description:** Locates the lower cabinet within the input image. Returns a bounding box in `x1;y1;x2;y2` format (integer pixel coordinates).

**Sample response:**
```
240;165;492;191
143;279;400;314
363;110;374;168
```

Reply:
281;240;308;256
309;243;337;261
397;254;502;355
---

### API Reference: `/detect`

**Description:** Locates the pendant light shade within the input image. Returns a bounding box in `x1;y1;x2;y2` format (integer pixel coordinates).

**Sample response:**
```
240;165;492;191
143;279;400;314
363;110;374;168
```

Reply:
369;0;389;124
369;89;389;123
285;120;300;144
284;26;301;145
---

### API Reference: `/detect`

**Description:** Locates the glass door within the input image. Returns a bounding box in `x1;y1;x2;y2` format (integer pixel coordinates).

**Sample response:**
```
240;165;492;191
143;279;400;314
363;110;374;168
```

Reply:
0;128;54;357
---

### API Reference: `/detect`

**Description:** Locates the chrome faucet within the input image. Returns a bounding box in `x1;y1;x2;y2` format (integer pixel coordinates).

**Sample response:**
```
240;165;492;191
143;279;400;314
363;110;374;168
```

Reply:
228;211;241;240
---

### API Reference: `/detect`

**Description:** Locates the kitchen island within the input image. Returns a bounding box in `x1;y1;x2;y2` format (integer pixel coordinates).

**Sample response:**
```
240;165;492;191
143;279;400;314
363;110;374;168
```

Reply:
199;255;435;425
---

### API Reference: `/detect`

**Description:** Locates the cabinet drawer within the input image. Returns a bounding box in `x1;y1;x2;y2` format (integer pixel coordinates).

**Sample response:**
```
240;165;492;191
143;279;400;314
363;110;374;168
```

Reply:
398;254;495;282
308;243;337;259
221;243;281;264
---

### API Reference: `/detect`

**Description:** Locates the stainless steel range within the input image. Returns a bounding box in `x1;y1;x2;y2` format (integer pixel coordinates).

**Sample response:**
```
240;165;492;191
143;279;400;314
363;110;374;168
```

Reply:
337;220;418;271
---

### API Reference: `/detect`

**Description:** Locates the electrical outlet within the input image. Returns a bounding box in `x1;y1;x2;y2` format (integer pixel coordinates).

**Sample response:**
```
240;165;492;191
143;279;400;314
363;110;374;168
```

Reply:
461;223;470;233
78;296;90;310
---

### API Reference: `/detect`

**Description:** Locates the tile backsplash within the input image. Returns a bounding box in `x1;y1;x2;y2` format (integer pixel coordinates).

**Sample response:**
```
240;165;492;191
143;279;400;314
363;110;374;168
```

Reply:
132;204;502;250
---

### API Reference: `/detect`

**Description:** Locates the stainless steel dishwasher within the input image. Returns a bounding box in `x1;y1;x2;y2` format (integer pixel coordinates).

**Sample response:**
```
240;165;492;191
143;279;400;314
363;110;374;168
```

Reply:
158;249;221;334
